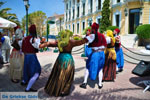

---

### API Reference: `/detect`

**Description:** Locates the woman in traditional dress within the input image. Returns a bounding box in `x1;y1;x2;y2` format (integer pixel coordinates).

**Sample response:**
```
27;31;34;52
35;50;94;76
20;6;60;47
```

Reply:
43;29;90;96
21;24;47;92
9;26;24;83
103;30;116;81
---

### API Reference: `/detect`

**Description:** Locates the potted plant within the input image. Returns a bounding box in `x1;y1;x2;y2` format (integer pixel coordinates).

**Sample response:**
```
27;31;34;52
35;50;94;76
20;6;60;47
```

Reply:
136;24;150;46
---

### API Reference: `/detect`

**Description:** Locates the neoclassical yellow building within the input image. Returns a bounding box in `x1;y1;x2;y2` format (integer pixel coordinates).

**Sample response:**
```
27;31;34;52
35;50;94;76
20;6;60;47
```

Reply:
64;0;150;35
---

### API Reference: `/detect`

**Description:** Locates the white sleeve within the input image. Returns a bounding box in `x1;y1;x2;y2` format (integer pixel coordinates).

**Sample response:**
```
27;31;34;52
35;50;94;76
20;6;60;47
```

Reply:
30;38;41;49
99;46;105;49
86;34;95;43
106;37;111;44
18;40;22;48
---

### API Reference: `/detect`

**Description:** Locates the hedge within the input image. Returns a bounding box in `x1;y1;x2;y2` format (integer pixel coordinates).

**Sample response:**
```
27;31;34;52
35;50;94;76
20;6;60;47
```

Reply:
136;24;150;39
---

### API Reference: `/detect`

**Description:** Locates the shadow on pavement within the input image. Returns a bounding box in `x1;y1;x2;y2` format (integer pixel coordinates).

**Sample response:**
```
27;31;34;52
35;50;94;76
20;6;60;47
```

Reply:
75;66;85;72
129;76;150;90
0;65;25;92
42;63;52;72
73;76;100;88
38;84;75;100
38;87;145;100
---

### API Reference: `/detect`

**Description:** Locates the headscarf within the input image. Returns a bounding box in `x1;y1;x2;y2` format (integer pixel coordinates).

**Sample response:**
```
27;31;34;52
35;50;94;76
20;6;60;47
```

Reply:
114;28;120;34
57;29;73;52
106;30;115;44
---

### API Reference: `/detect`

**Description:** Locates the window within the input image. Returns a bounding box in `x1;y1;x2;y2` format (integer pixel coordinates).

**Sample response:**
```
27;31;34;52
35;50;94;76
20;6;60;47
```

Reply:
90;0;93;13
73;9;75;19
69;10;71;20
116;14;120;27
98;0;101;10
73;0;75;5
73;24;74;33
66;3;68;10
66;13;67;21
88;19;92;26
83;3;85;15
97;18;101;25
82;22;85;31
69;25;71;30
77;23;79;33
77;6;80;17
117;0;120;3
69;1;71;8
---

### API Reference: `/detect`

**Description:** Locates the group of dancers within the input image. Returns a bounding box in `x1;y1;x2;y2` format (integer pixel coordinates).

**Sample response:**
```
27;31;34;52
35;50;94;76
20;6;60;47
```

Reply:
9;22;124;97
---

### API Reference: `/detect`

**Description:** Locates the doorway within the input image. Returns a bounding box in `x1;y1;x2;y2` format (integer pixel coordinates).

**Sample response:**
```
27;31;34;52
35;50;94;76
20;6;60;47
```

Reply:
129;9;140;34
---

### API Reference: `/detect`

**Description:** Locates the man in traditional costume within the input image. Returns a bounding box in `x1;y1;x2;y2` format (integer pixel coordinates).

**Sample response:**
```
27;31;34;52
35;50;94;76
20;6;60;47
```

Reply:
80;22;107;89
113;28;124;73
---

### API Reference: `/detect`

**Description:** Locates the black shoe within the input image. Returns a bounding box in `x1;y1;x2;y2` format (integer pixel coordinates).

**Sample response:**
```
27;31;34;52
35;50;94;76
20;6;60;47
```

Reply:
20;82;27;86
80;83;87;89
98;84;103;89
25;88;37;92
117;68;123;73
116;71;119;74
60;92;69;97
11;79;19;83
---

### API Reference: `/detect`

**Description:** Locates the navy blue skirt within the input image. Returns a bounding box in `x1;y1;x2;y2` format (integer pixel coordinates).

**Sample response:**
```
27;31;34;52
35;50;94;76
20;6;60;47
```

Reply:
23;54;41;82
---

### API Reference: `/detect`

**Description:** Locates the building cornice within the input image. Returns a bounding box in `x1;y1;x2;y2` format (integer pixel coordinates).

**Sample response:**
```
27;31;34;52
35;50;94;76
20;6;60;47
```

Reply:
111;2;124;8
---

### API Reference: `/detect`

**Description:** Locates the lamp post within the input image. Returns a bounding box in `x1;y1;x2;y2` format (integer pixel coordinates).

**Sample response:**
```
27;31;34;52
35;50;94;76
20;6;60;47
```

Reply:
23;0;30;36
46;20;55;51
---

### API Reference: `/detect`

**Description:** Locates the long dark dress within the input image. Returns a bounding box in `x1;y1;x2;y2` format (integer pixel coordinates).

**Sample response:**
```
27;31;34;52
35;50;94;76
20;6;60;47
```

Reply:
44;39;87;97
103;40;116;81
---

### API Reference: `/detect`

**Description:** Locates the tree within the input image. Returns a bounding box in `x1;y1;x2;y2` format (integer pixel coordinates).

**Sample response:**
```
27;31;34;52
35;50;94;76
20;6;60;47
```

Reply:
0;1;20;26
99;0;111;33
22;11;47;36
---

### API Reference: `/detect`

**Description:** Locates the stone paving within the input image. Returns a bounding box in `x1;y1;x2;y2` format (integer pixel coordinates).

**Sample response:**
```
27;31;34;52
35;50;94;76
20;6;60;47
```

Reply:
0;47;150;100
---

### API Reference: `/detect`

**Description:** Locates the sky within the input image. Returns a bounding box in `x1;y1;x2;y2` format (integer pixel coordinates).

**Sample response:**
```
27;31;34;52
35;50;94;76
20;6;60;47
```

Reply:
1;0;65;21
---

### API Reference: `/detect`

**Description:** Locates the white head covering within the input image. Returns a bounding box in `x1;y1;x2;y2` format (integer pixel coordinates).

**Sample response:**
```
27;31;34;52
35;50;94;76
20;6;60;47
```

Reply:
15;28;23;40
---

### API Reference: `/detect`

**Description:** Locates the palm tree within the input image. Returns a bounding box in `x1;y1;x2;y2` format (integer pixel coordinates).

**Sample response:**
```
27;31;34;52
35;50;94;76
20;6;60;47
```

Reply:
0;1;20;25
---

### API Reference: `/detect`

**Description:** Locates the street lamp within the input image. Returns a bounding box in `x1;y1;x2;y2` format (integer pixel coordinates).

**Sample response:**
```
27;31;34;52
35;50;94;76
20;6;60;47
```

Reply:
23;0;30;36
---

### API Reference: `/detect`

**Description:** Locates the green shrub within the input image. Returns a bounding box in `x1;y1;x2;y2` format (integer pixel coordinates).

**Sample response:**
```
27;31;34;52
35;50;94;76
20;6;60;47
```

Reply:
136;24;150;39
106;26;119;31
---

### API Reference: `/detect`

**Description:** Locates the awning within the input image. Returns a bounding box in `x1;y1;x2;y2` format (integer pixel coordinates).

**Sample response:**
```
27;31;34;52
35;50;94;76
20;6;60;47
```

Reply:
0;17;17;28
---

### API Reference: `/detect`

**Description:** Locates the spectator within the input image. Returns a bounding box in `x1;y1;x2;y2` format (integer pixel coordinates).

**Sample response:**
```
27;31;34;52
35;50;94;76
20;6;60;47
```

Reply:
1;32;11;64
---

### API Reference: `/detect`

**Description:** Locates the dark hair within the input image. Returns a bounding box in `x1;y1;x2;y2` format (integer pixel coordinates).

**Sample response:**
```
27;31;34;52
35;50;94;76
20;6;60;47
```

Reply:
29;24;37;43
